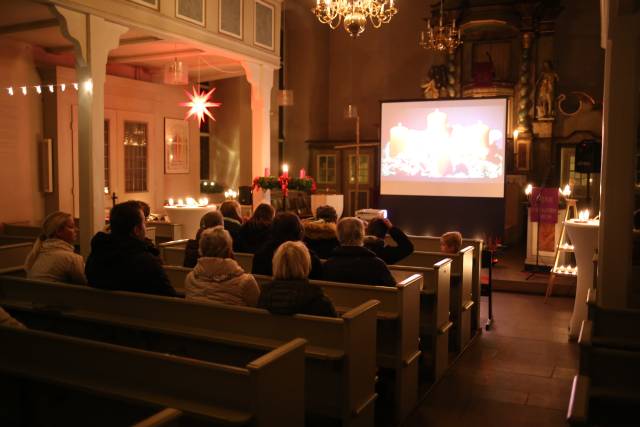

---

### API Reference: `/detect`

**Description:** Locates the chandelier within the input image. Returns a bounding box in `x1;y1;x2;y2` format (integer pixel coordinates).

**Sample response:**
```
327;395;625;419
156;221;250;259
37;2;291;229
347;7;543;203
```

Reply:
312;0;398;38
419;0;461;52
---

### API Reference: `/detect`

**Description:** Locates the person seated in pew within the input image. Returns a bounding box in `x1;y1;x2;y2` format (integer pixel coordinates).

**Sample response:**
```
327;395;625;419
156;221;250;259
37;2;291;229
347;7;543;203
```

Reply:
185;226;260;307
252;212;323;279
86;201;177;297
259;241;337;317
363;218;414;264
0;306;26;329
323;217;396;287
302;205;340;259
24;211;87;285
236;203;275;254
440;231;462;254
183;211;224;268
220;200;244;252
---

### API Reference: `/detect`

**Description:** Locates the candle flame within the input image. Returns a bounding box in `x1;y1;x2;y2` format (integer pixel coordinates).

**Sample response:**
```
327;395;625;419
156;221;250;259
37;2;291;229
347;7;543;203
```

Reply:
524;183;533;196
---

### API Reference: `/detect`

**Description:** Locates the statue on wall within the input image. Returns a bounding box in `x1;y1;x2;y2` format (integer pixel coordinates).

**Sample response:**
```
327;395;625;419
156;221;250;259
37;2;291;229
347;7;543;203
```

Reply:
421;78;439;99
421;65;449;99
536;61;559;119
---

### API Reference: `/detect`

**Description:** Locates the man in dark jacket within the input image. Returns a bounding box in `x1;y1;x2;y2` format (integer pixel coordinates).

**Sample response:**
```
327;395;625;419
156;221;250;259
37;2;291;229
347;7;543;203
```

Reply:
86;201;177;297
323;217;396;287
363;218;414;265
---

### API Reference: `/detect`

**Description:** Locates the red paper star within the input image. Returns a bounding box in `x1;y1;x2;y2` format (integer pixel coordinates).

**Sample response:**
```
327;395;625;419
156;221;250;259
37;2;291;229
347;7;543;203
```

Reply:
181;86;221;123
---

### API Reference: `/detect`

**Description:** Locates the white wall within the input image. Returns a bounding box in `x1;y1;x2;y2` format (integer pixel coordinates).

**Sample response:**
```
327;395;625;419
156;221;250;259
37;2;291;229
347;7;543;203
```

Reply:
0;39;45;225
54;66;201;215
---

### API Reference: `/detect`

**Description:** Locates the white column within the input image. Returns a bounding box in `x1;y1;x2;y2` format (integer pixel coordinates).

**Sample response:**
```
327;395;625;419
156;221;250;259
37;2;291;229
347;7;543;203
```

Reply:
598;1;638;308
241;61;275;208
54;7;128;256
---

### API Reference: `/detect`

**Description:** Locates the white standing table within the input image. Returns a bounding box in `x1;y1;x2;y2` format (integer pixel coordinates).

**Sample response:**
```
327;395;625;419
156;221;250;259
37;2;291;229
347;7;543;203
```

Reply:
163;205;217;240
565;219;599;339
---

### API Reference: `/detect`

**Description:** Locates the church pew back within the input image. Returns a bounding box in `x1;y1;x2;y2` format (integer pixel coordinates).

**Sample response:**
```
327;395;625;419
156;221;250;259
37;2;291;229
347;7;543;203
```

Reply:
159;240;254;273
0;276;378;427
388;234;483;333
0;325;306;426
389;259;452;381
163;265;420;424
392;246;474;352
0;242;32;270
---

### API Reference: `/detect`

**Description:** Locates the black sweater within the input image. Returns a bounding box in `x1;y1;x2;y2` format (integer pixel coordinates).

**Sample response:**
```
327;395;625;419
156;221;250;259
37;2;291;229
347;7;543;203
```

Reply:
323;246;396;287
86;232;177;297
258;279;337;317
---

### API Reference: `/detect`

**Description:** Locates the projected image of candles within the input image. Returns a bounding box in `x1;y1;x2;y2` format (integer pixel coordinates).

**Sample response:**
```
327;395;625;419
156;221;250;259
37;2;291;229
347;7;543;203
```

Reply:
380;98;507;198
383;109;503;179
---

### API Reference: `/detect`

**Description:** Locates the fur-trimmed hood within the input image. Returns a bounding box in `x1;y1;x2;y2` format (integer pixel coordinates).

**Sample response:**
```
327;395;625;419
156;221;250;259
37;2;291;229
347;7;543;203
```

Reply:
303;220;337;240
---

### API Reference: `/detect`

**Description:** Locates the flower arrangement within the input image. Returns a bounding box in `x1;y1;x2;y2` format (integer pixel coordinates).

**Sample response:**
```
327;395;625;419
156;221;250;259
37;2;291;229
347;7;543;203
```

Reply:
252;176;317;194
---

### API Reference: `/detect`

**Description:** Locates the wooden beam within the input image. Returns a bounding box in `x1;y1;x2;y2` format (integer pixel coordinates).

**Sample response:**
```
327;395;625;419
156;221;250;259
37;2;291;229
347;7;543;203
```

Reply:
0;19;59;35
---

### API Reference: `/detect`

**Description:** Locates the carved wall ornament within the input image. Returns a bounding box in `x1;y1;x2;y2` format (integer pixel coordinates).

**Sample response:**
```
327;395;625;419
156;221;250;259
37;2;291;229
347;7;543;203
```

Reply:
557;91;597;117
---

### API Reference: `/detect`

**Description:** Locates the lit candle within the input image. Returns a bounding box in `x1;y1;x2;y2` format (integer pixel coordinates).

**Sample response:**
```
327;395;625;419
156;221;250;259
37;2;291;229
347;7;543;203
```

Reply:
524;183;533;196
168;198;174;206
300;168;306;179
389;123;408;157
282;164;289;178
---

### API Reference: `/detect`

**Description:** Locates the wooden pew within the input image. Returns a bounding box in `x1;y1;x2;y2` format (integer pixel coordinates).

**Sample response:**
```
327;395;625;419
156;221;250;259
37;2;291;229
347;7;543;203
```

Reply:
146;221;183;244
0;325;306;426
164;266;420;424
0;276;378;427
567;290;640;426
0;235;35;245
392;246;474;353
160;240;254;272
389;259;452;382
158;239;188;266
2;222;41;238
389;234;483;333
0;242;33;270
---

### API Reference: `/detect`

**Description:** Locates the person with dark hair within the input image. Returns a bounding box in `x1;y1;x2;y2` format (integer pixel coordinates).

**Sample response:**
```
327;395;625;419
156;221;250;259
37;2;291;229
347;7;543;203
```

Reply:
85;200;177;297
259;241;336;317
220;200;243;251
236;203;275;253
323;217;396;287
183;211;224;268
363;218;414;264
303;205;340;259
251;211;323;278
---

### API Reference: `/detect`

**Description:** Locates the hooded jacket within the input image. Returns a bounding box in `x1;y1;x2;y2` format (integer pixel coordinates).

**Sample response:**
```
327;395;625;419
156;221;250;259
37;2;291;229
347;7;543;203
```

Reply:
185;257;260;307
85;232;176;297
237;221;272;254
258;278;337;317
26;238;87;285
303;220;340;260
363;226;414;265
323;245;396;287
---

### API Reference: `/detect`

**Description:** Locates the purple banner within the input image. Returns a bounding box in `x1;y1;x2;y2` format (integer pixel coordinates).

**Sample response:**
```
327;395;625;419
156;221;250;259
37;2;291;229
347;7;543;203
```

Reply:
530;187;559;224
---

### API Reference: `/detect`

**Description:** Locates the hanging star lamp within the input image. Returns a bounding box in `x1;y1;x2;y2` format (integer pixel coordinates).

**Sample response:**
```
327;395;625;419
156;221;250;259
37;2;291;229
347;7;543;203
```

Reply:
181;86;222;123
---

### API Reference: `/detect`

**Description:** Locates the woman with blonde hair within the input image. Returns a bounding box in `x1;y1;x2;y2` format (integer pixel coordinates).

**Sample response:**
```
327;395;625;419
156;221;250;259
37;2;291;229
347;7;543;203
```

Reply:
184;226;260;307
258;241;336;317
24;211;86;285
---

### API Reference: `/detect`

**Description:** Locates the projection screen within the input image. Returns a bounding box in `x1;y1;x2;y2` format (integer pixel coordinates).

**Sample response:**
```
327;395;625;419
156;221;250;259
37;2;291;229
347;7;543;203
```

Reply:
380;98;508;198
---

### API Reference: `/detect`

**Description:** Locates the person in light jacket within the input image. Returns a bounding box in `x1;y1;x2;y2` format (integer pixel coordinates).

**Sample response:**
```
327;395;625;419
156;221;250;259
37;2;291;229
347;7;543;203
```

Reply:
24;211;86;285
0;306;25;329
185;226;260;307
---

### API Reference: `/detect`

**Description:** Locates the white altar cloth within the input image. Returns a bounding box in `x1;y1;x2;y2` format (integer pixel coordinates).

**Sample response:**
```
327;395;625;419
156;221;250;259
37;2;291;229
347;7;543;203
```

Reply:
164;205;217;239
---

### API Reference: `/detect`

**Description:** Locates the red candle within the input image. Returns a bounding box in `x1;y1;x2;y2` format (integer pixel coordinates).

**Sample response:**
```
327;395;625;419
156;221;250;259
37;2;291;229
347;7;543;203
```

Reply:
299;168;306;179
264;167;270;177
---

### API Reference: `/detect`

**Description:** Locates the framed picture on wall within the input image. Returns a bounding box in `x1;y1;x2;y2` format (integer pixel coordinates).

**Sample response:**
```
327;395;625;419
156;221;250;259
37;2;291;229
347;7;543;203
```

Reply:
254;0;274;50
176;0;205;26
128;0;159;9
165;118;190;174
219;0;243;39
